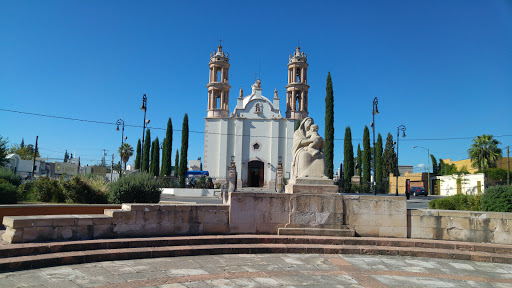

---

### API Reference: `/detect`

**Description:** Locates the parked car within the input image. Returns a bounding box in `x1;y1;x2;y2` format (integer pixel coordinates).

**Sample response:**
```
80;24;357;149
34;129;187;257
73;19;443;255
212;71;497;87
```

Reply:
410;186;428;196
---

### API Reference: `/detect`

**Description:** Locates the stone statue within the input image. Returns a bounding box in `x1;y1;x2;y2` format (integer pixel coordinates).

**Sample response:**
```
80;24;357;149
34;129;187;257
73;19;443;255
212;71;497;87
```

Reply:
290;117;328;183
305;124;323;157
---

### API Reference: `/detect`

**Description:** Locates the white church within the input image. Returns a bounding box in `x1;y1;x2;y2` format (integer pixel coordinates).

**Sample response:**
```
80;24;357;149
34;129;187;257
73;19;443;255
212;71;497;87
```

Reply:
203;44;310;188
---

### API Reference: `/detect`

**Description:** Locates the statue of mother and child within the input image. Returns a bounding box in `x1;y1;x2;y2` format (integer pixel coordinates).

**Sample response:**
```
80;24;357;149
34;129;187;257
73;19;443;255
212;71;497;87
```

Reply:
289;117;330;184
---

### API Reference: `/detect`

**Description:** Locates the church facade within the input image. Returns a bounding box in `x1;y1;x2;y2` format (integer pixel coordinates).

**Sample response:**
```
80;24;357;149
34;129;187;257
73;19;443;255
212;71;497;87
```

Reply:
203;45;310;188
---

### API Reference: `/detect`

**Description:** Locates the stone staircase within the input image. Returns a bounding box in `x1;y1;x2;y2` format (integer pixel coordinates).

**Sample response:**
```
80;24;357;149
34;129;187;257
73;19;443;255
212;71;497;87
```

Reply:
1;234;512;272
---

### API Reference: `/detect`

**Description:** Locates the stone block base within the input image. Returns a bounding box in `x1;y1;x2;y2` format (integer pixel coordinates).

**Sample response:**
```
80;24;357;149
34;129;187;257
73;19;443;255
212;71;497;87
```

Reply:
285;182;338;194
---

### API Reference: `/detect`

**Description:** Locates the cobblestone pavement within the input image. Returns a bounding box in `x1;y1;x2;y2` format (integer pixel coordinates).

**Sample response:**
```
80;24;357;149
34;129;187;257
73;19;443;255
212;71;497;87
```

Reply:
2;254;512;288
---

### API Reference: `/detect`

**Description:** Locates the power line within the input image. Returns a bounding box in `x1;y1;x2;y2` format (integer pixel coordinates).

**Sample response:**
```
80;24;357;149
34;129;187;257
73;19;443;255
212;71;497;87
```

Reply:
2;107;512;142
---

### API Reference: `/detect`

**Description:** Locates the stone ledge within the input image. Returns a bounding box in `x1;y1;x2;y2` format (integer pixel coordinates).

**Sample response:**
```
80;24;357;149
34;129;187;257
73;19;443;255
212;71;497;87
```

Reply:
1;236;512;272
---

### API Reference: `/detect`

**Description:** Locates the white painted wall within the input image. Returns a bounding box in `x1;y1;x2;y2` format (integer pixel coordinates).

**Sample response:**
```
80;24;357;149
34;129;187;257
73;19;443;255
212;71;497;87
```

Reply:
435;173;485;196
204;84;294;188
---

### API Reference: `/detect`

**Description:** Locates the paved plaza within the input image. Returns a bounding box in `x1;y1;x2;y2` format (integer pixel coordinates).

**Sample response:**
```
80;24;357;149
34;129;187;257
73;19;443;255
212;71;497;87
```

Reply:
2;253;512;287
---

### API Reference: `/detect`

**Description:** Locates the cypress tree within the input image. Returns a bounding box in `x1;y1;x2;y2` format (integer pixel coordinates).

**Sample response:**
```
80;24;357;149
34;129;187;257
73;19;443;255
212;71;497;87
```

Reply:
343;126;354;192
150;137;160;177
142;129;151;172
362;126;371;193
375;133;384;185
325;72;334;179
430;154;438;175
20;138;25;148
134;139;141;170
175;149;180;177
179;114;189;188
161;118;173;176
356;144;362;178
64;150;69;162
383;133;397;178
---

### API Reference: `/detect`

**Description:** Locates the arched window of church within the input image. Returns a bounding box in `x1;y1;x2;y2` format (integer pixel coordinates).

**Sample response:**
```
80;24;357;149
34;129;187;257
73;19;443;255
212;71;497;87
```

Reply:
255;103;261;114
296;68;301;83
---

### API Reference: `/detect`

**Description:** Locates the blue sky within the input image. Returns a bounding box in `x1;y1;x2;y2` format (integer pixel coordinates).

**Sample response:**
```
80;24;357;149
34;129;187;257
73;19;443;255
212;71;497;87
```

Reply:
1;1;511;172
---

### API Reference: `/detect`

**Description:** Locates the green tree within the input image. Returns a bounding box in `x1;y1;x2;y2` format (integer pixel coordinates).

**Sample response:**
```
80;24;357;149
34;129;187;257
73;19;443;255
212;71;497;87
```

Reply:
20;138;24;148
0;135;8;166
375;133;383;184
179;114;189;188
430;154;438;175
468;134;502;171
142;129;151;172
356;144;362;178
161;118;173;176
343;126;354;192
150;138;160;177
64;150;69;162
382;133;397;178
324;72;334;179
362;126;371;193
175;149;180;177
134;139;141;170
9;144;40;160
295;120;300;131
118;143;134;172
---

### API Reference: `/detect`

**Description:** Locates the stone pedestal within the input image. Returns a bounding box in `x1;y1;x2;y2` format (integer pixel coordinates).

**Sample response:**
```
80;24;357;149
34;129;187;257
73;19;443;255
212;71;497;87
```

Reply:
285;177;338;194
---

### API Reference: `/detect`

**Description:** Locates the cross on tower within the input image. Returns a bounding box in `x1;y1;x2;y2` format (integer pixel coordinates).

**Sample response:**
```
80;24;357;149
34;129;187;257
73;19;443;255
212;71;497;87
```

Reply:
218;39;223;47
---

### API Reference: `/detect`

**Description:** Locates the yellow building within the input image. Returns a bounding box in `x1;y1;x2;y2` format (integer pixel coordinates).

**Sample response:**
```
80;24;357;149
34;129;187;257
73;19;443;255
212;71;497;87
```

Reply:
442;157;511;173
496;157;511;170
441;158;477;174
388;172;430;195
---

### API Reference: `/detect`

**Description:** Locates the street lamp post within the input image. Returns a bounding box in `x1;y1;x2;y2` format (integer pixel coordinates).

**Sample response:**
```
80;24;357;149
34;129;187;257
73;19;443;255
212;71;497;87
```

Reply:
372;97;379;195
395;125;406;196
116;119;127;176
140;94;148;171
413;145;430;196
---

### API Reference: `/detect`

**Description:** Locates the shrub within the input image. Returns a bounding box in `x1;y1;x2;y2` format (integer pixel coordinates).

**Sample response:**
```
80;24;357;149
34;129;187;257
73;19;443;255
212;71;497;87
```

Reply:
429;194;481;211
33;177;65;203
62;176;108;204
17;181;37;202
0;167;21;187
108;172;162;204
480;185;512;212
0;180;18;204
482;168;507;181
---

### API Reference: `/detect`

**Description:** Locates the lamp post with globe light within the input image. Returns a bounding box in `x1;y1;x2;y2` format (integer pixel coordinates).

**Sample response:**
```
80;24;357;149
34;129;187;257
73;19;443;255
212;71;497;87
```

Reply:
395;125;406;196
371;97;379;195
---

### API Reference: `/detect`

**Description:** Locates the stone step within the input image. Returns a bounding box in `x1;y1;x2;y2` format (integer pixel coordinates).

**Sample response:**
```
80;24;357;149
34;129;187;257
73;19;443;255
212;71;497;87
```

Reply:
278;227;355;237
1;241;512;272
2;235;512;272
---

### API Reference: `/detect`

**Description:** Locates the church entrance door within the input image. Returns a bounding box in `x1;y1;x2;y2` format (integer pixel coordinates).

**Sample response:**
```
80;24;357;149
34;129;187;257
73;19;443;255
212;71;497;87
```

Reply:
247;160;264;187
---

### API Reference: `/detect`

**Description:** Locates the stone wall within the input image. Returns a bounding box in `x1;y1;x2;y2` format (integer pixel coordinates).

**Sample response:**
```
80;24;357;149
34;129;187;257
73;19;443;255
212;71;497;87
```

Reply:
2;193;408;243
409;209;512;244
344;195;407;237
0;204;122;229
228;193;406;237
3;204;229;243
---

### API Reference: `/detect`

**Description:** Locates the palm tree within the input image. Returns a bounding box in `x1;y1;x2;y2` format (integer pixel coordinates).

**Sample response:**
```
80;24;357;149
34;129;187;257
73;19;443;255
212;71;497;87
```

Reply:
118;143;134;172
468;134;502;171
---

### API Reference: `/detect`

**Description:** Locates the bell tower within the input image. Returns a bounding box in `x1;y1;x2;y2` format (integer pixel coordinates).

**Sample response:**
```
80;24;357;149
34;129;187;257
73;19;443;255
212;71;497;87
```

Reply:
286;46;309;120
207;44;231;118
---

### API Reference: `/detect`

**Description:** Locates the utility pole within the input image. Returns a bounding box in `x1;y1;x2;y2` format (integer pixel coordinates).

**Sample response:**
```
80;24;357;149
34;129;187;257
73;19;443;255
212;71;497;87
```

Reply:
32;136;38;177
102;149;107;167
